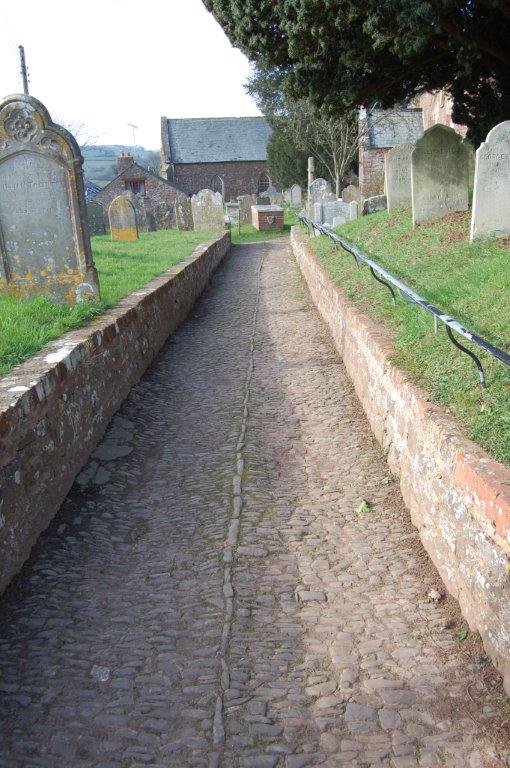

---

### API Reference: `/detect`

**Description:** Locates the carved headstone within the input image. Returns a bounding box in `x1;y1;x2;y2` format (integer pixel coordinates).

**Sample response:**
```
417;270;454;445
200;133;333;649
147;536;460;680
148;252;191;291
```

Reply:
470;121;510;241
309;178;331;203
237;195;253;224
384;143;413;212
109;196;138;241
290;184;302;208
86;199;106;236
0;94;100;303
412;125;469;225
191;189;225;231
174;193;193;231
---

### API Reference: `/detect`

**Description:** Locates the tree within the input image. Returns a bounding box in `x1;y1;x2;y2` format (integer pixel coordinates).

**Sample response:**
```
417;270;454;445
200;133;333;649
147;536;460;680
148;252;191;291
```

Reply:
247;67;406;196
266;127;309;189
203;0;510;145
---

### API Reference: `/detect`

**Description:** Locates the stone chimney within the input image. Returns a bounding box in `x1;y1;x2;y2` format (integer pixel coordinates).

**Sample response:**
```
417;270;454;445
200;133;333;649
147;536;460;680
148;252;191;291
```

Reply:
117;152;134;173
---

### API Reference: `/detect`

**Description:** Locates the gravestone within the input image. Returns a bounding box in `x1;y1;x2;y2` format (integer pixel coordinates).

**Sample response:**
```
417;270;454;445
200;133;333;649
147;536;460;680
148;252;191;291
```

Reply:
283;189;292;204
191;189;225;231
237;195;253;224
309;178;332;203
308;178;332;218
329;201;358;226
174;193;193;231
342;184;362;216
290;184;302;208
470;121;510;241
109;196;138;241
0;93;100;303
225;202;240;225
412;124;469;225
384;143;413;212
86;199;106;236
313;202;324;225
154;201;173;230
363;195;387;215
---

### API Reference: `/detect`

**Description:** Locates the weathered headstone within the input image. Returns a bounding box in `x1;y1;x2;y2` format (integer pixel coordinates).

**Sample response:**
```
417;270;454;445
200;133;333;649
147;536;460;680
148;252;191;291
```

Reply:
308;178;332;218
328;201;358;227
225;202;240;225
341;184;362;216
290;184;302;208
191;189;225;231
412;124;469;225
154;201;173;230
470;121;510;241
174;193;193;231
363;195;387;215
0;93;100;303
283;188;292;204
109;196;139;241
384;143;414;212
86;199;106;236
309;178;332;203
237;195;253;224
313;202;324;225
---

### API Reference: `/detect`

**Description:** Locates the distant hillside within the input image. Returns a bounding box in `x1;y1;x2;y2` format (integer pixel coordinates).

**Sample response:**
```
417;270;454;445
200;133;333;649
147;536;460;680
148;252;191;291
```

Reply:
82;145;161;188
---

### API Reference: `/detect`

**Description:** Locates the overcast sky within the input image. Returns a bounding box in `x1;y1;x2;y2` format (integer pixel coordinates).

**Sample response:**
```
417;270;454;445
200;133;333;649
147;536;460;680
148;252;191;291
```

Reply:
0;0;260;149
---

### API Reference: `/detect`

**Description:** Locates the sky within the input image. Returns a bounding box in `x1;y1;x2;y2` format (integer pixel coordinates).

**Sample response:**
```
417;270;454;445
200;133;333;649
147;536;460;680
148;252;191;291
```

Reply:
0;0;260;149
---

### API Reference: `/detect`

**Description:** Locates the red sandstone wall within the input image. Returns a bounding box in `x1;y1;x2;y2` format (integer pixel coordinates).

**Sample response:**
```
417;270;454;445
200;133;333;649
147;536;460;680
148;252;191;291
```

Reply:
170;161;270;200
359;147;387;199
0;233;230;593
420;92;468;137
291;225;510;695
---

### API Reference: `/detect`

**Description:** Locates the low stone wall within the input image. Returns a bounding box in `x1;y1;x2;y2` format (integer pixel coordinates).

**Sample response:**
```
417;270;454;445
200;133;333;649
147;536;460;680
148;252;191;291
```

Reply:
0;232;230;593
291;225;510;694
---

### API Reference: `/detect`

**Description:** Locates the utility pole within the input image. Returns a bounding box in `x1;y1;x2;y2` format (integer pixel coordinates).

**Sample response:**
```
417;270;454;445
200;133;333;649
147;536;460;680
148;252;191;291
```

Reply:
18;45;29;95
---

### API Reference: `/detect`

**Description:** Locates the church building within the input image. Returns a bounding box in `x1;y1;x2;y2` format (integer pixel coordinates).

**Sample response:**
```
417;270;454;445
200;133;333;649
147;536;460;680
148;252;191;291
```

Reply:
160;116;273;201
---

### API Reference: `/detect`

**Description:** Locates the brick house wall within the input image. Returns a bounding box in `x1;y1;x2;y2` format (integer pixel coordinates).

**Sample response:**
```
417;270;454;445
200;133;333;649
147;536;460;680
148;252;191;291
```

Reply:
359;147;387;198
167;161;271;201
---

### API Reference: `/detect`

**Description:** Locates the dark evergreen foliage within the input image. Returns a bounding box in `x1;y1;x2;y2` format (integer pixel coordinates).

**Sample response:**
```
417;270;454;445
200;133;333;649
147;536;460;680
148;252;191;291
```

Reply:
204;0;510;145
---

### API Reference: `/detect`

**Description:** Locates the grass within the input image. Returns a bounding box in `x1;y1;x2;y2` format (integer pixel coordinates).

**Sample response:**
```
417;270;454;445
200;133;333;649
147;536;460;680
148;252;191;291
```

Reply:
231;206;299;244
309;207;510;465
0;228;213;377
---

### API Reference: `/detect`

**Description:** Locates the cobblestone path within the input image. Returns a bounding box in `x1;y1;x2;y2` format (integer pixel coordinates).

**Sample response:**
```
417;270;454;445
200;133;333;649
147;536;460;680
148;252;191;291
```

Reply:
1;240;509;768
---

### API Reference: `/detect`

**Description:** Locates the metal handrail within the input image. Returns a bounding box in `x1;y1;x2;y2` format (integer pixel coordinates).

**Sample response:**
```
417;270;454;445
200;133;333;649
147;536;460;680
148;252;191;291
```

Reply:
298;213;510;388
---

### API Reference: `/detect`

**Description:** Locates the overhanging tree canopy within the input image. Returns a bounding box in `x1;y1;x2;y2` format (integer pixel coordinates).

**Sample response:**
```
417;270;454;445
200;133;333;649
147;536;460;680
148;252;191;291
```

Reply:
203;0;510;145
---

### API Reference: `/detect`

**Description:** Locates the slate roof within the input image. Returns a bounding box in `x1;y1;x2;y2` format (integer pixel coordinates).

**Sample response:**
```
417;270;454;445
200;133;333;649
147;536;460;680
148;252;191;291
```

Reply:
365;109;423;149
84;180;102;199
162;117;271;164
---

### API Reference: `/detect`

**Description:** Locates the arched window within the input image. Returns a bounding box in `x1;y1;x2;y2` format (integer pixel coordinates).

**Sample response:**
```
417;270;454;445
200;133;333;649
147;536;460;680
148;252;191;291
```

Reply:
210;175;224;200
258;173;270;194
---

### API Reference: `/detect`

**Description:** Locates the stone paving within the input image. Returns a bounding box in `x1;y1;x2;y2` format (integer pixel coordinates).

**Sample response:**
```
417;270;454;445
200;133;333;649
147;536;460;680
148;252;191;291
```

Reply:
0;239;509;768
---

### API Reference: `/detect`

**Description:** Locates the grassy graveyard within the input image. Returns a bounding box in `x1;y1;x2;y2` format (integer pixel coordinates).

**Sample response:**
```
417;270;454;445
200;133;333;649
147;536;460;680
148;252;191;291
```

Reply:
0;229;213;377
311;207;510;464
231;206;299;244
